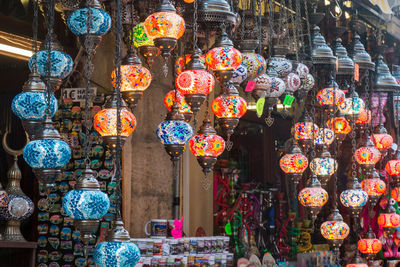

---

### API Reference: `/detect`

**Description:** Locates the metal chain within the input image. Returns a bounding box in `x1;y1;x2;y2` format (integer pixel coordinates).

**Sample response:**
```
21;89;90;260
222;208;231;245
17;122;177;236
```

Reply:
396;90;400;144
365;70;371;136
288;0;297;61
257;0;262;54
241;2;245;41
281;0;288;47
268;0;274;59
32;0;38;71
350;77;357;178
45;0;55;117
295;0;303;56
193;0;198;50
310;66;316;159
304;0;312;55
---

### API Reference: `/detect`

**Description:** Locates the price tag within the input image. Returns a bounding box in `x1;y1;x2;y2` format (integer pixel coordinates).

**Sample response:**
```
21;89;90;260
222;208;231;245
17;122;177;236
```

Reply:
354;64;359;82
245;80;256;92
256;98;265;117
283;95;295;107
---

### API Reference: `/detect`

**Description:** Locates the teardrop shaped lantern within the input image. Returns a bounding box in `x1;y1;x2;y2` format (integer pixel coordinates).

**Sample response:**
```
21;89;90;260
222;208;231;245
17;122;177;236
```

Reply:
361;169;386;206
279;142;308;184
340;176;368;218
189;117;225;175
357;227;382;260
164;90;192;122
310;146;337;187
321;209;350;251
298;174;328;222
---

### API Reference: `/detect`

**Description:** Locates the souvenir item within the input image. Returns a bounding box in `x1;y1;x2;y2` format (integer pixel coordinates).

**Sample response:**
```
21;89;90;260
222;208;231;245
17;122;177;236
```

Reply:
145;219;169;237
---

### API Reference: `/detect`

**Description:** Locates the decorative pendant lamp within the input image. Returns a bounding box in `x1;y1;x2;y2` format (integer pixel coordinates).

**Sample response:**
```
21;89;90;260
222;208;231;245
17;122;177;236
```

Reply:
176;51;215;115
239;39;266;80
328;116;351;142
67;0;111;52
269;54;292;79
317;79;345;114
355;109;372;131
339;92;365;123
333;38;354;77
311;26;336;65
284;72;301;95
144;0;185;59
62;168;110;244
164;90;192;122
310;146;337;187
374;55;400;92
386;150;400;186
321;208;350;251
349;34;375;72
371;125;393;156
361;169;386;206
293;113;319;150
94;220;141;266
296;63;315;96
340;176;368;217
156;103;193;161
93;92;137;153
175;54;206;76
111;50;152;109
298;174;328;221
358;227;382;260
355;137;381;177
231;64;248;86
189;117;225;175
279;142;308;184
132;22;159;67
12;71;57;139
314;128;335;147
377;198;400;236
23;117;71;187
391;187;400;202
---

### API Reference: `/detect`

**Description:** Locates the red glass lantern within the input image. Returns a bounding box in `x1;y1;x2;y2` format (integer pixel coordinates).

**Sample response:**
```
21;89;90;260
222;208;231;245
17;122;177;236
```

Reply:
175;54;206;75
371;125;393;155
361;169;386;206
328;117;351;141
355;138;381;175
355;109;372;132
358;228;382;260
279;143;308;183
391;187;400;202
163;90;192;122
386;160;400;176
317;79;345;113
378;210;400;236
298;175;328;221
321;209;350;251
205;47;242;72
294;113;319;150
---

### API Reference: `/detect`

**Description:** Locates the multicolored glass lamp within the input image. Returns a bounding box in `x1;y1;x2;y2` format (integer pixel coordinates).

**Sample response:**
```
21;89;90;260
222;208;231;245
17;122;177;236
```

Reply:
94;219;140;267
339;92;365;123
346;252;368;267
358;227;382;260
340;176;368;217
67;0;111;52
391;187;400;202
355;137;381;177
231;64;248;86
361;169;386;206
310;146;337;187
279;142;308;184
23;117;71;187
11;71;57;139
328;116;351;142
314;128;335;147
386;150;400;186
164;90;192;122
175;54;206;75
320;208;350;252
189;117;225;175
94;92;137;153
317;79;345;114
62;168;110;244
377;198;400;236
294;113;319;150
144;0;185;58
355;109;372;131
176;50;215;115
111;50;152;109
132;22;159;67
239;39;266;80
298;174;328;222
156;103;193;161
371;125;393;156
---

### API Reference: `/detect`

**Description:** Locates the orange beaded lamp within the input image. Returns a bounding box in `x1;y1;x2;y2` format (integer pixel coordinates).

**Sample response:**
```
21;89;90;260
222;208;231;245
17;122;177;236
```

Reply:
355;109;372;131
355;138;381;177
164;90;192;122
377;198;400;236
328;116;351;141
371;125;393;155
361;169;386;206
279;143;308;184
358;228;382;260
320;208;350;251
298;174;328;221
294;113;319;150
316;79;345;114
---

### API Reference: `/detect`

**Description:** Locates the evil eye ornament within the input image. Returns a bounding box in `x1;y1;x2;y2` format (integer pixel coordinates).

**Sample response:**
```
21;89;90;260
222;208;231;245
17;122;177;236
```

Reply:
29;51;73;79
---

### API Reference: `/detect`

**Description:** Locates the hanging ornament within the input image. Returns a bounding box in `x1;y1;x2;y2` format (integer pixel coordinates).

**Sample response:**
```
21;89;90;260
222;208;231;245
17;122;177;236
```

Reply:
164;90;192;122
279;142;308;184
132;22;159;67
340;176;368;218
377;197;400;236
346;252;368;267
62;168;110;244
333;37;354;77
357;227;382;260
239;39;266;80
371;125;393;156
339;92;365;123
189;117;225;175
310;146;337;187
314;128;335;147
391;187;400;202
311;26;336;65
361;169;386;206
355;109;372;131
316;78;345;114
349;34;375;72
144;0;185;59
386;150;400;186
328;116;351;142
231;64;248;86
298;174;328;222
175;54;206;75
321;209;350;251
156;103;193;161
293;113;319;150
355;137;381;177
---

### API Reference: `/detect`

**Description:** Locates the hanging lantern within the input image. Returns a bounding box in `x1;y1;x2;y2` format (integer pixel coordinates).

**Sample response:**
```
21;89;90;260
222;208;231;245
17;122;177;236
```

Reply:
346;252;368;267
374;55;400;92
23;117;71;186
295;63;309;79
62;168;110;244
132;22;159;67
144;0;185;58
279;143;308;184
358;228;382;260
314;128;335;147
93;92;137;153
333;37;354;76
111;50;152;109
156;103;193;161
239;39;266;80
284;72;301;94
205;36;242;73
268;57;292;78
321;209;350;251
391;187;400;202
298;174;328;221
94;220;141;267
11;71;58;139
311;26;336;66
175;54;206;75
327;117;351;142
361;169;386;206
294;113;319;150
28;31;73;92
355;137;381;176
310;147;337;186
349;34;375;71
317;79;345;113
164;90;192;122
340;176;368;217
386;152;400;186
176;51;215;114
67;0;111;52
355;109;372;130
377;198;400;236
371;125;393;155
231;64;248;86
0;183;8;208
189;117;225;174
299;73;315;96
339;92;365;122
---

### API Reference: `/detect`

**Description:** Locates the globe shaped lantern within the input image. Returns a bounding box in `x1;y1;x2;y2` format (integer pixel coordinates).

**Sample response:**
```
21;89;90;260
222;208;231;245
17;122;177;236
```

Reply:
328;116;351;142
316;79;345;114
298;174;328;221
132;22;159;67
28;31;73;92
67;0;111;52
295;63;309;79
386;151;400;186
23;117;71;187
62;168;110;244
358;228;382;260
144;0;185;58
294;113;319;150
314;128;335;147
355;137;381;176
310;146;337;187
164;90;192;122
355;109;372;131
175;54;206;75
371;125;393;156
269;56;292;78
320;209;350;251
239;39;266;80
93;92;137;153
299;73;315;96
284;72;301;94
156;103;193;161
94;220;140;267
279;143;308;184
339;92;365;122
111;50;152;109
377;198;400;236
361;169;386;206
189;117;225;175
11;71;57;139
391;187;400;202
231;64;248;86
340;176;368;217
176;51;215;114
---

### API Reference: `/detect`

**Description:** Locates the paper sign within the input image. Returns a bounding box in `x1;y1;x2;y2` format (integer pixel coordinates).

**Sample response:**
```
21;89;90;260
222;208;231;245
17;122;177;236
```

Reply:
256;98;265;117
245;80;256;92
62;87;97;103
283;95;295;107
354;64;359;82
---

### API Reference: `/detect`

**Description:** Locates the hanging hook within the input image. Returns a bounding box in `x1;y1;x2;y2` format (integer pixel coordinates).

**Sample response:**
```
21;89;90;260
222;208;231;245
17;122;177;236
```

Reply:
330;0;342;19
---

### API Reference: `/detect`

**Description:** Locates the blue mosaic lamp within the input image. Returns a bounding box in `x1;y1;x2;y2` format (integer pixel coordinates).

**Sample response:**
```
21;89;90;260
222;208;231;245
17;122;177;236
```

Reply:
63;168;110;244
340;176;368;218
28;30;73;92
67;0;111;52
11;71;57;139
94;220;140;267
23;117;71;186
156;103;193;161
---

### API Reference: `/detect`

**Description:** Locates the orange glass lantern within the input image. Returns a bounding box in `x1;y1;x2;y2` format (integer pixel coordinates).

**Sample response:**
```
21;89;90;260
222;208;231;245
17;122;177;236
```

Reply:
298;175;328;221
386;155;400;186
279;143;308;183
355;138;381;175
321;209;350;250
317;79;345;113
358;228;382;260
205;47;242;72
391;187;400;202
310;147;337;186
361;169;386;206
339;92;365;122
163;90;192;122
377;200;400;236
294;114;319;150
328;117;351;141
355;109;372;132
371;125;393;155
175;54;206;75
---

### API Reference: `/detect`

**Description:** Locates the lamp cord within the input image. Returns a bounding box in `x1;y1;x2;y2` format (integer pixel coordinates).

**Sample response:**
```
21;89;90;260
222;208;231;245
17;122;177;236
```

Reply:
45;0;55;117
